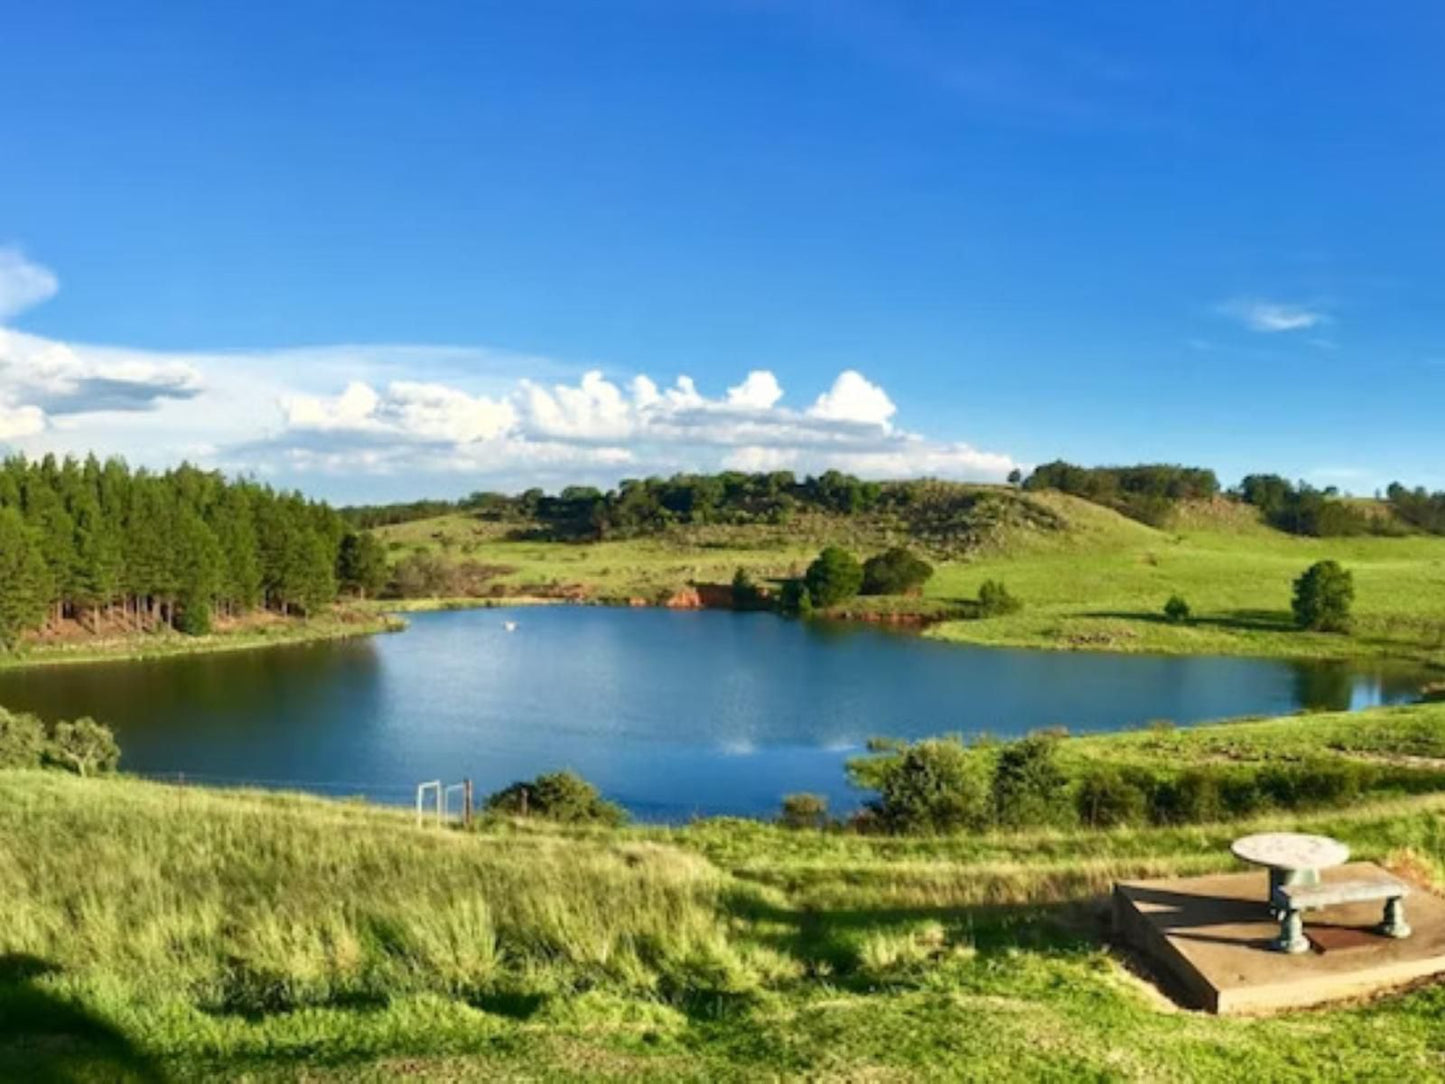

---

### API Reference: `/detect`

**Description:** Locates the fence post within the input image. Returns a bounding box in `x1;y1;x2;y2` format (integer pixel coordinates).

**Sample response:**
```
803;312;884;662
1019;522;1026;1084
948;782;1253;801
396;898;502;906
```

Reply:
463;779;473;827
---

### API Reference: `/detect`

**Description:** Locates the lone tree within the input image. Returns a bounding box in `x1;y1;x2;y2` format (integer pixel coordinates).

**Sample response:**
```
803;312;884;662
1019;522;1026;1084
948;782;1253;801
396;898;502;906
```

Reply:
976;579;1023;617
1292;560;1354;632
1163;594;1192;624
804;546;864;608
485;770;627;826
46;718;120;777
861;547;934;596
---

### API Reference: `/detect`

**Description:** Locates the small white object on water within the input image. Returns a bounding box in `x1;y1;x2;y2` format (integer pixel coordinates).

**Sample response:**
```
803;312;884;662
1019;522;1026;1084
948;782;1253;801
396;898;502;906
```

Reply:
503;620;518;632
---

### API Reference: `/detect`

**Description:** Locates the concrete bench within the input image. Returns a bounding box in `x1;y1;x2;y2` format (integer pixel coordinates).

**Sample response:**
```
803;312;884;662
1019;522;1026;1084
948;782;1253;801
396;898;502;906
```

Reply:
1270;875;1411;954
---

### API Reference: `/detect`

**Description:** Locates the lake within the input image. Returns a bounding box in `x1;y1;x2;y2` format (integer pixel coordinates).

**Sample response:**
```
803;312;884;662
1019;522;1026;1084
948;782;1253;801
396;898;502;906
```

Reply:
0;607;1429;820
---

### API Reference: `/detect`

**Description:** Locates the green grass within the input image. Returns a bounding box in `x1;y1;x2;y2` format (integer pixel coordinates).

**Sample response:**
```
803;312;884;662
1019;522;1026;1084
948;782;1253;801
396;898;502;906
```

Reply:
6;701;1445;1080
0;608;406;672
375;493;1445;666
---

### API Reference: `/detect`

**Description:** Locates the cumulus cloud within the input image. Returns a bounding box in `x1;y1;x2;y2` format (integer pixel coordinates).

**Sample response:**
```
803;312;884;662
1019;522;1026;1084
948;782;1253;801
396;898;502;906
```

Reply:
249;363;1020;488
1220;299;1326;333
807;370;896;426
0;256;1021;494
726;370;784;410
0;247;59;321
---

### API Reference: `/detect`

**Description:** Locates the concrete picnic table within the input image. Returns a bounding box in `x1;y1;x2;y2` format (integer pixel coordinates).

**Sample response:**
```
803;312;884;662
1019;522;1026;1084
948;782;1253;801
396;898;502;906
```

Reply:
1230;832;1350;899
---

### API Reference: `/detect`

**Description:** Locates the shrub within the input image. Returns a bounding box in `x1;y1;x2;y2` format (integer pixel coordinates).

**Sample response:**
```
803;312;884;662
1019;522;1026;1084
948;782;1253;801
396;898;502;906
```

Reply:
778;578;814;617
731;567;765;610
484;770;628;826
1163;594;1191;624
804;547;864;608
45;718;120;777
860;548;934;595
991;733;1070;828
1075;768;1147;828
1148;769;1225;825
976;580;1023;617
1292;560;1354;632
176;597;213;636
778;792;830;830
855;738;990;833
0;708;47;769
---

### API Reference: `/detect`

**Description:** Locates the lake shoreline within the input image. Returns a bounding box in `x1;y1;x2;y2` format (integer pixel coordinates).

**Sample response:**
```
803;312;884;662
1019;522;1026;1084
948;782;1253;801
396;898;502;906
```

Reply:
0;609;406;672
363;591;1445;673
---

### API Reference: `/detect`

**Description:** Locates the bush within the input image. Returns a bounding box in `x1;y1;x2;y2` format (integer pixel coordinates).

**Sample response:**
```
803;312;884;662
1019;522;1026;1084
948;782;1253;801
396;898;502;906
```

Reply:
856;738;990;834
1075;768;1147;828
1148;769;1224;825
860;548;934;596
976;580;1023;617
991;733;1070;828
0;708;47;769
804;547;864;608
1163;594;1191;624
778;792;830;830
778;578;814;617
176;597;213;636
1292;560;1354;632
45;718;120;777
484;770;627;826
731;567;765;610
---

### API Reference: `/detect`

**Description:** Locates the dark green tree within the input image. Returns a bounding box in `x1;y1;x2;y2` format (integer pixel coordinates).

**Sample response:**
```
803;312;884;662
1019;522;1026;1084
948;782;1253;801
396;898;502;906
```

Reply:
338;531;389;599
0;507;51;647
1292;560;1354;632
861;547;934;595
804;546;863;608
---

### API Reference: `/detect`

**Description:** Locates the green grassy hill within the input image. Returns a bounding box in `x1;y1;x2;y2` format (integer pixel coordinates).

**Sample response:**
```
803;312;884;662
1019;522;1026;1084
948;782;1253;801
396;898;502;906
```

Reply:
5;701;1445;1080
371;490;1445;667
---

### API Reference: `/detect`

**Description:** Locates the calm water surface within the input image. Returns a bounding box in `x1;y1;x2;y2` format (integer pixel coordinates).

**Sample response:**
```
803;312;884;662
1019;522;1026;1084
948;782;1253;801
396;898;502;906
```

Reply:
0;608;1428;820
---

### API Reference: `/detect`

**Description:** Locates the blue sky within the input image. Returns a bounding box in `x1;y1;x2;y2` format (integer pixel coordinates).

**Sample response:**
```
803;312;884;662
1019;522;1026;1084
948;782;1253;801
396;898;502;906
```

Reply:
2;1;1442;501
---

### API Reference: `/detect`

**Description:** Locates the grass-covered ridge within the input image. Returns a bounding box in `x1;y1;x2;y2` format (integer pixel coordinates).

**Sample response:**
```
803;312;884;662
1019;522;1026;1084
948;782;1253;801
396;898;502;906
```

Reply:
374;486;1445;666
5;701;1445;1080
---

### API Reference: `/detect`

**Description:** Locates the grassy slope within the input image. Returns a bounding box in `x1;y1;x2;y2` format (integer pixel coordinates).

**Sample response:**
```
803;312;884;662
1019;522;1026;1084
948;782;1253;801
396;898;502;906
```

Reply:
6;702;1445;1081
0;608;405;672
374;493;1445;666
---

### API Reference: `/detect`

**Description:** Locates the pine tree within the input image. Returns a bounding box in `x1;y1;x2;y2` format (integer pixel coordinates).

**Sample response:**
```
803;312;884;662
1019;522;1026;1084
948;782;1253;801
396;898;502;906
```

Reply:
0;508;51;647
338;531;388;599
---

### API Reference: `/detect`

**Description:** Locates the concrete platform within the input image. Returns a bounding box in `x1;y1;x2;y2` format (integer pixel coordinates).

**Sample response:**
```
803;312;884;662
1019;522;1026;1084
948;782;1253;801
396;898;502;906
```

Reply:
1113;862;1445;1013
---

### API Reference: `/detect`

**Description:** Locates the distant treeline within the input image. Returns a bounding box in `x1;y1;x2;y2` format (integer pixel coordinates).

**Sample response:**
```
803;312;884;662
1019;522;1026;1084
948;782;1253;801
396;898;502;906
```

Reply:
1024;461;1444;538
345;471;1067;553
1387;483;1445;534
0;455;387;648
345;470;889;537
1022;461;1221;526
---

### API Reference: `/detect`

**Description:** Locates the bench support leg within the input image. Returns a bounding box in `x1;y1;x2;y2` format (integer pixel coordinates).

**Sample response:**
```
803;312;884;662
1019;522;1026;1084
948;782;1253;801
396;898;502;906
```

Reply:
1381;896;1411;939
1275;907;1310;954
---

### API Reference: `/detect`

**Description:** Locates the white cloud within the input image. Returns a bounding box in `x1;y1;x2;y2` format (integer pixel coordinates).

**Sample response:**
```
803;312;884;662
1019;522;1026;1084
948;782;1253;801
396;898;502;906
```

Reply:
1220;299;1326;333
0;404;45;440
726;369;784;410
807;369;897;426
0;247;59;321
0;254;1021;494
722;446;800;472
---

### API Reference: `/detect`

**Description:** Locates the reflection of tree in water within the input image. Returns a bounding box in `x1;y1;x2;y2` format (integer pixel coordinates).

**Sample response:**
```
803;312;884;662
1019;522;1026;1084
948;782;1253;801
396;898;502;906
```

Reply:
0;954;166;1083
1291;662;1355;711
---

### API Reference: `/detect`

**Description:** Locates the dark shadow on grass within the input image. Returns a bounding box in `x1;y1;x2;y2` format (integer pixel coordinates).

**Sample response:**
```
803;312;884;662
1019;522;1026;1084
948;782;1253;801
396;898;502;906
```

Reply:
0;953;167;1083
722;888;1098;989
1082;608;1298;633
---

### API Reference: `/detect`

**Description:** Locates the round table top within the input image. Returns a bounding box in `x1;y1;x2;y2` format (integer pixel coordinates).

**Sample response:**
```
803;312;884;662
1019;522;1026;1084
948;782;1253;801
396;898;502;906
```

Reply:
1230;832;1350;871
